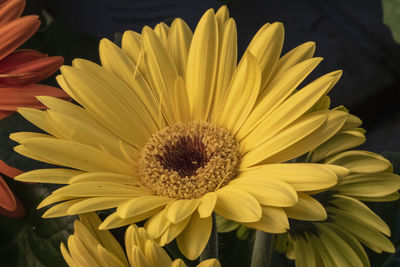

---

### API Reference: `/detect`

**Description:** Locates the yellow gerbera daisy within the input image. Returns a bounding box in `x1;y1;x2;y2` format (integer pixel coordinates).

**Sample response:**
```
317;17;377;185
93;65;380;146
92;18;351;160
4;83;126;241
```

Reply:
14;6;349;259
61;212;220;267
275;107;400;267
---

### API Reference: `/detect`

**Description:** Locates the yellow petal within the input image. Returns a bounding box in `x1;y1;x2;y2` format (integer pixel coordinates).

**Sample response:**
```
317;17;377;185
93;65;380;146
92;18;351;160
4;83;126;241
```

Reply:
238;57;322;140
159;216;191;246
97;245;126;267
311;130;366;162
293;236;316;267
325;150;391;174
210;18;237;123
99;211;161;230
240;112;327;168
20;137;133;174
197;192;217;218
216;5;229;28
229;176;297;207
218;52;261;134
60;243;78;267
67;197;131;215
171;259;187;267
271;41;316;80
238;163;338;191
244;206;288;233
142;26;179;124
117;195;171;219
60;65;153;148
329;194;390;235
255;110;347;165
154;22;169;46
171;77;191;123
240;74;336;153
144;240;172;267
246;22;284;91
176;213;212;260
42;199;83;218
166;199;200;223
98;39;160;127
337;173;400;197
18;108;62;138
197;259;221;267
214;187;262;222
130;246;150;267
68;172;138;185
186;9;218;120
167;18;193;78
145;210;171;239
284;192;327;221
52;182;149;197
14;144;57;165
15;168;81;184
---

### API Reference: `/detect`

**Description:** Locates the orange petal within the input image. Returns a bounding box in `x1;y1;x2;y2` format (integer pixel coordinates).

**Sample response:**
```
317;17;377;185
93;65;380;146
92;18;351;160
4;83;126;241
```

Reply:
0;83;70;111
0;159;23;178
0;110;13;119
0;15;40;60
0;51;63;86
0;175;24;218
0;0;25;25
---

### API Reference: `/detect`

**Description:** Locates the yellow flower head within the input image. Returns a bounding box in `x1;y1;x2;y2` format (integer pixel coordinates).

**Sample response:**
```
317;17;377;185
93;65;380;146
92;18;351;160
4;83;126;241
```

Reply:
14;6;350;259
276;106;400;267
61;212;220;267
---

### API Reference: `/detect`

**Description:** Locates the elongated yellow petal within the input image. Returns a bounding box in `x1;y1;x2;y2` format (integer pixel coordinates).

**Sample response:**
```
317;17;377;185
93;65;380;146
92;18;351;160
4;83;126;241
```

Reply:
171;259;187;267
20;137;133;174
18;108;62;138
325;150;391;174
100;211;161;230
38;194;76;209
330;195;390;235
42;199;83;218
52;182;149;197
216;5;229;28
168;18;193;78
142;26;179;124
186;9;218;120
240;112;327;168
165;199;200;223
117;195;171;219
98;39;160;127
337;173;400;197
218;52;261;134
229;177;297;207
210;18;237;123
197;259;221;267
293;236;316;267
144;240;172;267
177;213;212;260
68;172;137;185
271;41;316;80
159;216;191;246
14;144;57;165
239;57;322;140
214;188;262;222
246;22;284;91
10;131;52;143
172;77;191;123
97;245;126;267
130;246;150;267
144;210;171;239
60;65;153;148
253;110;347;165
284;193;327;221
15;168;81;184
197;192;217;218
60;243;78;267
244;206;288;233
311;130;366;162
330;212;395;253
317;224;364;267
154;22;169;46
238;163;338;191
68;197;131;215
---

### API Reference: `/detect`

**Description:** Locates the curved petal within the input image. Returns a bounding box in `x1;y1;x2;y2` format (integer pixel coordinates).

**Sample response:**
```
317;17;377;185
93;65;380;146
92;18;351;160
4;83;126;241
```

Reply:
284;192;327;221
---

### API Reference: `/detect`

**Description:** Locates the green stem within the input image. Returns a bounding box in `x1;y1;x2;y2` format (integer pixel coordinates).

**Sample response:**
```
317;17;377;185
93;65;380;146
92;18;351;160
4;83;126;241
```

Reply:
200;213;218;261
250;231;274;267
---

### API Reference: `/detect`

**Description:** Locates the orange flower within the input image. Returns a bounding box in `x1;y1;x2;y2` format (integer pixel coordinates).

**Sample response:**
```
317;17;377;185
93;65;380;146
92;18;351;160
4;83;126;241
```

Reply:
0;0;69;120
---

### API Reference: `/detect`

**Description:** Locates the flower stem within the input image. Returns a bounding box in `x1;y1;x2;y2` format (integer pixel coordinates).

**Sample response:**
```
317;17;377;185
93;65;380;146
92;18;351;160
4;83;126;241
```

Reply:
200;213;218;261
250;231;274;267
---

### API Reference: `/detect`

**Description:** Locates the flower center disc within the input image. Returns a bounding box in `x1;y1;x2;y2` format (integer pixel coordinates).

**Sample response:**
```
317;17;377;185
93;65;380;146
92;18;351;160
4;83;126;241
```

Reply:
138;121;241;199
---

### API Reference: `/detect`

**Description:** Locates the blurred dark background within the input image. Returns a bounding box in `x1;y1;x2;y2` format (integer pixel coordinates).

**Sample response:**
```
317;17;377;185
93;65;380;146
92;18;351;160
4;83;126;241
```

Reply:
2;0;399;266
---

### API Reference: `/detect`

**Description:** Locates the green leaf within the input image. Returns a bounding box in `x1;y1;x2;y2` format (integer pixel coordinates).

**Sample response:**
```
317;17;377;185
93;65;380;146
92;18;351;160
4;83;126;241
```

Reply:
382;0;400;43
0;178;74;267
